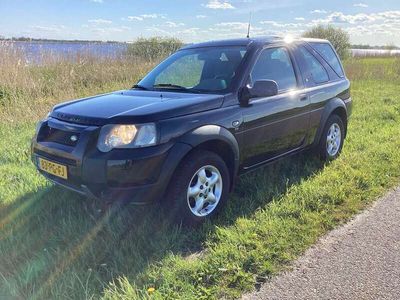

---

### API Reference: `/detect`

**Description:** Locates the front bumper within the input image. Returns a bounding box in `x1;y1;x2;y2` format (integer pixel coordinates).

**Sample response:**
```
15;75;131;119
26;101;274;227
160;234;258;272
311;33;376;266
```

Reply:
32;118;191;204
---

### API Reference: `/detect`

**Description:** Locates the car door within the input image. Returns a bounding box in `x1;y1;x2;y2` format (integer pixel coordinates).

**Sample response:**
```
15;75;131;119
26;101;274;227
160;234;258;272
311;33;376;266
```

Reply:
240;46;311;169
293;44;341;144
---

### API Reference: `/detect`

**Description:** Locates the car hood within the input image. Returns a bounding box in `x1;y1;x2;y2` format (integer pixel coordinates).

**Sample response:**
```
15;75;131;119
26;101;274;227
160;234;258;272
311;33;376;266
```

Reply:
51;90;225;126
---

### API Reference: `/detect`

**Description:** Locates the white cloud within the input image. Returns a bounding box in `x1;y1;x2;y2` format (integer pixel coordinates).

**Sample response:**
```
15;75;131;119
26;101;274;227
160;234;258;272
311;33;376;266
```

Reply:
90;26;130;35
294;17;305;21
127;16;143;21
126;14;166;21
311;11;400;25
310;9;327;14
88;19;112;24
141;14;165;19
214;22;248;30
205;0;235;10
165;21;185;28
196;15;207;19
90;0;103;3
260;20;302;28
354;3;368;8
31;25;66;32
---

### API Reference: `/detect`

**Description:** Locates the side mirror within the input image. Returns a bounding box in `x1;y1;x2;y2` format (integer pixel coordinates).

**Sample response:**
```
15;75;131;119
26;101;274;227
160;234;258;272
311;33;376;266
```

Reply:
239;80;278;106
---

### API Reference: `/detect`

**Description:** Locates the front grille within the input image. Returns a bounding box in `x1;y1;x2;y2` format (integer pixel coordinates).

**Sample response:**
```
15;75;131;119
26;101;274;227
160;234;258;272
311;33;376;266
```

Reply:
38;125;80;147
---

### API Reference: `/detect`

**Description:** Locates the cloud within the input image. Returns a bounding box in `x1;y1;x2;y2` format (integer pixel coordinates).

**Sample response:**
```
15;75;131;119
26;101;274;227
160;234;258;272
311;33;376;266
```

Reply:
127;16;143;21
205;0;235;9
90;26;130;35
310;9;327;14
31;25;66;32
310;11;400;25
88;19;112;24
294;17;305;21
196;15;207;19
260;20;302;28
354;3;368;8
141;14;166;19
214;22;248;30
165;21;185;28
90;0;103;3
126;14;166;21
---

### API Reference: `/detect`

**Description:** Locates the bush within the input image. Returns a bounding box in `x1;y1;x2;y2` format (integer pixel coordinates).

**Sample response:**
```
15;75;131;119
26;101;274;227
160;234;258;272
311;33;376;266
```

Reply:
127;37;183;61
302;25;350;59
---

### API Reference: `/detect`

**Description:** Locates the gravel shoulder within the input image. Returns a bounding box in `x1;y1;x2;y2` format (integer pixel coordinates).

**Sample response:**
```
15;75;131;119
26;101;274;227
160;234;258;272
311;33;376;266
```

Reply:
243;186;400;300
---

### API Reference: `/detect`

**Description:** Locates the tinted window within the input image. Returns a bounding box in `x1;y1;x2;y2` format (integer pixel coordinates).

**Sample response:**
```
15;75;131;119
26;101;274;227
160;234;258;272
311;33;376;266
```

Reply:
250;47;297;91
298;47;329;84
310;42;344;77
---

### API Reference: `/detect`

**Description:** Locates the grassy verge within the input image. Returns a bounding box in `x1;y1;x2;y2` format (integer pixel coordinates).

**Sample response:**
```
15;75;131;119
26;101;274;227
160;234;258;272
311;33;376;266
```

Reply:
0;57;399;299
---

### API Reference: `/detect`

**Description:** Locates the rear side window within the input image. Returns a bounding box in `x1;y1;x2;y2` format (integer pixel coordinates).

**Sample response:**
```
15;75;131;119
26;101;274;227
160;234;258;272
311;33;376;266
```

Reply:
298;47;329;84
310;42;344;77
250;47;297;92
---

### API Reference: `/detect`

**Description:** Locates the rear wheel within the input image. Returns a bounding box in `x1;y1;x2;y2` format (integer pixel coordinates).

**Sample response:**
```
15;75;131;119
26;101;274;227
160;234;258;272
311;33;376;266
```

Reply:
318;114;345;161
165;149;230;225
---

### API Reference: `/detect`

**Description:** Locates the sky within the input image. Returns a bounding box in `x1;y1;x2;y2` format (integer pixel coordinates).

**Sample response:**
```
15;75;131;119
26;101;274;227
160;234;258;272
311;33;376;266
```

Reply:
0;0;399;46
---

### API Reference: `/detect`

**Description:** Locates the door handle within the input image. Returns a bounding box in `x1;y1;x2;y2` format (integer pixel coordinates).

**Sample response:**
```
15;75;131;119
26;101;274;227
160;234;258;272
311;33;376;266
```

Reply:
299;94;308;101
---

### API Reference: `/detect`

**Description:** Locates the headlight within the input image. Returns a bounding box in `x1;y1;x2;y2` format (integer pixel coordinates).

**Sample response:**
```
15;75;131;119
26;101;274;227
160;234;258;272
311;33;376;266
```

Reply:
97;123;157;152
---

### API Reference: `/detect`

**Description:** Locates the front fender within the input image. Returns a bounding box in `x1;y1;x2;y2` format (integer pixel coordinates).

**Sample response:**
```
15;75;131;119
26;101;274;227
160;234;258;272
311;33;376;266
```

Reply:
177;125;240;160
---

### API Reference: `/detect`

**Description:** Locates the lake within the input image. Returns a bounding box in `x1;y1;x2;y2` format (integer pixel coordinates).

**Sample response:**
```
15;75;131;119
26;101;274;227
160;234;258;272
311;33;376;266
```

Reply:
2;41;399;63
3;41;128;63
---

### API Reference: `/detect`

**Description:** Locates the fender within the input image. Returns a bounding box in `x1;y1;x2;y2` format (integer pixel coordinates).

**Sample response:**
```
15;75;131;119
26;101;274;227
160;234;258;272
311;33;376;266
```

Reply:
312;97;348;146
177;125;240;181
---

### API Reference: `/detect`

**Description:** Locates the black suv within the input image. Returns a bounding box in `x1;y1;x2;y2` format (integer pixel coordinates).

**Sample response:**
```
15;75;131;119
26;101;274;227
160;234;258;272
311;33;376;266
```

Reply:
32;37;351;224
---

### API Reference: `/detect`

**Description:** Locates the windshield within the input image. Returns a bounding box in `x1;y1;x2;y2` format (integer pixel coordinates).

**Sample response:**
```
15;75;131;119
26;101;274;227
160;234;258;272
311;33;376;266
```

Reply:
137;46;247;93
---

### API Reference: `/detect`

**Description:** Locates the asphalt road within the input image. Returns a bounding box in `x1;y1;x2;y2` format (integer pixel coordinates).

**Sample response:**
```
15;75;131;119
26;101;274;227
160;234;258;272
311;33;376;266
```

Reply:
243;186;400;300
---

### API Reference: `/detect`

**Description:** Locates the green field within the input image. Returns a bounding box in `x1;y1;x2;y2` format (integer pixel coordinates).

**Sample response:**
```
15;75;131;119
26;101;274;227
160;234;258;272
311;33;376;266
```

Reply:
0;56;400;299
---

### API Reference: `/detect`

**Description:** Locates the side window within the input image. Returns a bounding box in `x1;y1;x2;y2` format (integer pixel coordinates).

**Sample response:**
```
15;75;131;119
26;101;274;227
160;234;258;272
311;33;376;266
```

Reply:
298;47;329;84
250;47;297;92
310;42;344;77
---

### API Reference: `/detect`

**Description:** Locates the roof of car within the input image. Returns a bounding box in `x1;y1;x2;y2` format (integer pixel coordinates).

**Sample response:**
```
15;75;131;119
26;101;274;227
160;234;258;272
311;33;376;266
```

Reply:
181;36;329;50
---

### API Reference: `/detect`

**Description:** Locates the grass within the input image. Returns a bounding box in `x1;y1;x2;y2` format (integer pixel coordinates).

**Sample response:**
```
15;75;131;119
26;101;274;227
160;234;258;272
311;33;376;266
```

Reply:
0;50;399;299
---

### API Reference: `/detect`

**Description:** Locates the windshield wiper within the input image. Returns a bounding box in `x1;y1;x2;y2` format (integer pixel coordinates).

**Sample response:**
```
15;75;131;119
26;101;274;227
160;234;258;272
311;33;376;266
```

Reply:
153;83;188;90
153;83;203;94
132;84;149;90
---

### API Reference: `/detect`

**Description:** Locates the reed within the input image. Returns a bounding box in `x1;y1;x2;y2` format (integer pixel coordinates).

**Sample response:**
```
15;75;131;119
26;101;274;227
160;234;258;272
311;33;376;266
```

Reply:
0;41;156;122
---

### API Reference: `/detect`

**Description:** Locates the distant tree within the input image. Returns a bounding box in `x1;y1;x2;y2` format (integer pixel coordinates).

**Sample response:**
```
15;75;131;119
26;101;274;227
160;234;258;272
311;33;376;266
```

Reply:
302;25;350;59
384;43;398;50
127;37;183;61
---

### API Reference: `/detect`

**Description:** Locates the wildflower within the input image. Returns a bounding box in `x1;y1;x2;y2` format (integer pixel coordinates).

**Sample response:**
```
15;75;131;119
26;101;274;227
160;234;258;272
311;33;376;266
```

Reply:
147;287;155;294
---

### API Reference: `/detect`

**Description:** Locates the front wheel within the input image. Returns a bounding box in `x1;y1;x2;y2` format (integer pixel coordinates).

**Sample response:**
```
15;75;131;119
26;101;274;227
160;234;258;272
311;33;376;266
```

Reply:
318;114;345;161
165;149;230;226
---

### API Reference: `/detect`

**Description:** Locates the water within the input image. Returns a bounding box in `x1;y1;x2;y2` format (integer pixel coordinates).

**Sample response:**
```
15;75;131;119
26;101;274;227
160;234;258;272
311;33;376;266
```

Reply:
5;41;128;63
351;49;400;57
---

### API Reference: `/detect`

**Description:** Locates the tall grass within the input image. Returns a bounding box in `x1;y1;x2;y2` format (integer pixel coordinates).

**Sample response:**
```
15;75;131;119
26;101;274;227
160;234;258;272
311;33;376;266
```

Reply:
126;37;183;62
0;41;155;123
344;57;400;81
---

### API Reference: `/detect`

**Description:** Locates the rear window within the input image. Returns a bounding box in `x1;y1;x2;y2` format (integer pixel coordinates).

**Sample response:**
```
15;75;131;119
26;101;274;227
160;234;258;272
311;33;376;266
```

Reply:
310;42;344;77
298;47;329;84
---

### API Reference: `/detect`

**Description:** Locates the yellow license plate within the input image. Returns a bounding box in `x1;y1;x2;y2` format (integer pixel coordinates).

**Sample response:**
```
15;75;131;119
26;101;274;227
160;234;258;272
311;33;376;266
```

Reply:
38;158;68;180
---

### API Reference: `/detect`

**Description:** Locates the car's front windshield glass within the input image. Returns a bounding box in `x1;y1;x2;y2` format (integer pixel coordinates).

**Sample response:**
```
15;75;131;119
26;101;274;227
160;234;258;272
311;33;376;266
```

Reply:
137;46;247;94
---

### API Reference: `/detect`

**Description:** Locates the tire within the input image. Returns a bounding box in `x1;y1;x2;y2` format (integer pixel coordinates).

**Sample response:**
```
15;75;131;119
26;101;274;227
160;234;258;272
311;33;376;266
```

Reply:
165;149;230;226
318;114;345;161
